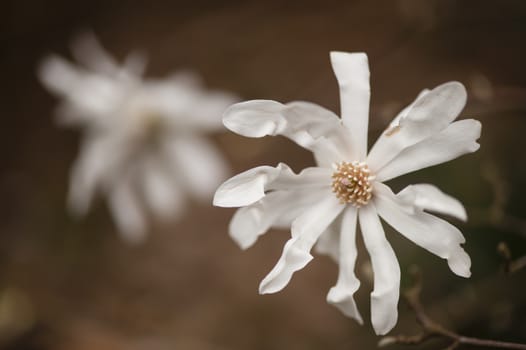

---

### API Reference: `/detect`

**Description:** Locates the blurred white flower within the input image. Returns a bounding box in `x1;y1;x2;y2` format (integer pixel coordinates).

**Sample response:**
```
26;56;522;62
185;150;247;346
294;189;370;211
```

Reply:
39;33;238;243
214;52;481;335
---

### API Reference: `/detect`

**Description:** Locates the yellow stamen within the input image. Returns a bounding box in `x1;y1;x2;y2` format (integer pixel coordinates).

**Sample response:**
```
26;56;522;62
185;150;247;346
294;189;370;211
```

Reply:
331;161;375;207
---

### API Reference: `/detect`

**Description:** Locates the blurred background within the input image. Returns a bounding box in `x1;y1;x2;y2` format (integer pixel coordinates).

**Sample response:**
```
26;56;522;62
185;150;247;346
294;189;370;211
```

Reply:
2;0;526;349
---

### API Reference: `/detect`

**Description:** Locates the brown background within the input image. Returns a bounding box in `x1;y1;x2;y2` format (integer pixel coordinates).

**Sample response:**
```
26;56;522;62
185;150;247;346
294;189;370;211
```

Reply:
1;0;526;349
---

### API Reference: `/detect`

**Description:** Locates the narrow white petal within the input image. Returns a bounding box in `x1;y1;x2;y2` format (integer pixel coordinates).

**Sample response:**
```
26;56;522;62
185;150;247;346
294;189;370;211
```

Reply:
330;51;370;160
139;157;184;220
67;134;124;216
213;166;269;207
230;189;324;249
67;142;103;216
314;216;341;262
223;100;350;164
223;100;284;137
137;79;235;132
396;184;467;221
70;31;121;76
213;163;331;208
259;195;344;294
367;82;467;172
387;89;430;129
376;119;481;182
163;136;229;200
267;166;332;191
188;90;240;131
358;203;400;335
327;207;363;324
108;179;147;243
374;183;471;277
39;55;83;95
39;55;125;121
122;51;148;77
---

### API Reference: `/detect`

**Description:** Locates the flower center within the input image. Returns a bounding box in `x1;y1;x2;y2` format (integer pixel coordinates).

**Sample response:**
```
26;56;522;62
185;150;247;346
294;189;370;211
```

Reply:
331;161;375;207
129;111;164;147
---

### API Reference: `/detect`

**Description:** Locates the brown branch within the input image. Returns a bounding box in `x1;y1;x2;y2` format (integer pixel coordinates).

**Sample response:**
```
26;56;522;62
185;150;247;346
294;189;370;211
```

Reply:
497;242;526;275
474;162;526;240
379;267;526;350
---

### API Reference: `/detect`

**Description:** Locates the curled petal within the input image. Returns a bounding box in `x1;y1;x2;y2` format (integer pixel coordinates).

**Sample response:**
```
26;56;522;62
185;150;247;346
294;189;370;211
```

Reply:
230;189;324;249
376;119;481;182
213;163;331;208
368;82;467;172
330;51;370;160
223;100;350;164
327;207;363;324
358;203;400;335
374;183;471;277
396;184;467;221
259;195;344;294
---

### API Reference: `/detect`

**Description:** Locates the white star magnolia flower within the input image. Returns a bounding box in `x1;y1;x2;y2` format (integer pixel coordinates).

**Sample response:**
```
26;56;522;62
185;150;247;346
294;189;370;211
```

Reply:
213;52;481;335
39;33;237;243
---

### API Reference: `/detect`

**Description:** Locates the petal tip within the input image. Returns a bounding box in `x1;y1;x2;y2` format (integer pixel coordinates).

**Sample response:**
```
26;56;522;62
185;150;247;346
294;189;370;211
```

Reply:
212;190;228;207
371;294;399;335
222;100;285;138
327;288;364;324
448;249;472;278
330;51;368;62
329;51;370;84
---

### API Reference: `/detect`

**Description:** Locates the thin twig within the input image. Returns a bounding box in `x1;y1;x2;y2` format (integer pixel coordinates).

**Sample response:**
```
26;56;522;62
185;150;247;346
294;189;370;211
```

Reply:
475;162;526;239
379;267;526;349
497;242;526;275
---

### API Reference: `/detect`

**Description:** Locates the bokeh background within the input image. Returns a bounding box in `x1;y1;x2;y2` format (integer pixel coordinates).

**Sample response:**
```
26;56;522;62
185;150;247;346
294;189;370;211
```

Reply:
2;0;526;349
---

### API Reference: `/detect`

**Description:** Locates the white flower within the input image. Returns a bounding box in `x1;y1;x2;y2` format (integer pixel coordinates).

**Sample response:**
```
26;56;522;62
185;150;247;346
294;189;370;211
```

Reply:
39;33;238;243
214;52;481;335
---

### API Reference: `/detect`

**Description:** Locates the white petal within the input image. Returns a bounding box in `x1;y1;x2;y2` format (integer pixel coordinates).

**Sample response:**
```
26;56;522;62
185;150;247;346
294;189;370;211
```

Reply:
327;207;363;323
150;79;238;132
71;31;146;79
358;203;400;335
374;183;471;277
122;51;148;77
223;100;350;164
163;135;229;200
108;178;147;243
367;82;467;172
67;134;125;216
230;189;324;249
187;90;239;131
259;195;344;294
213;166;273;208
314;217;341;262
330;51;370;160
139;156;185;220
375;119;481;182
39;55;84;96
70;31;121;76
39;55;125;121
387;89;430;129
396;184;467;221
213;163;331;207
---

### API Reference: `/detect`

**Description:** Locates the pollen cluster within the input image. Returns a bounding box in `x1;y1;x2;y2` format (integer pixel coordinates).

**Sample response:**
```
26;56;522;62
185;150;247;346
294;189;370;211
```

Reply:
331;161;374;207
